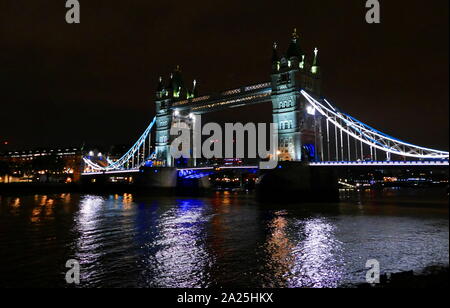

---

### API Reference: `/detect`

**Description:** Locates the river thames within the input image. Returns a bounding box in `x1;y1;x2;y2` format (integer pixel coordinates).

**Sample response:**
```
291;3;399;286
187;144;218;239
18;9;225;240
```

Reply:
0;188;448;288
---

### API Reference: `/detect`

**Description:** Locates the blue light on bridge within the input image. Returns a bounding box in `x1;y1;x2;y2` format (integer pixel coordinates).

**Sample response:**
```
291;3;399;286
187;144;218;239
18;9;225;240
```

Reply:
178;169;214;179
304;144;316;161
144;160;154;168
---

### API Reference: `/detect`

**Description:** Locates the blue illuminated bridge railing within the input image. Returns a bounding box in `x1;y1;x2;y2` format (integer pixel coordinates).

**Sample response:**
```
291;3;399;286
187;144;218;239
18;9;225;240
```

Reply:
81;160;448;177
309;160;449;167
177;166;260;179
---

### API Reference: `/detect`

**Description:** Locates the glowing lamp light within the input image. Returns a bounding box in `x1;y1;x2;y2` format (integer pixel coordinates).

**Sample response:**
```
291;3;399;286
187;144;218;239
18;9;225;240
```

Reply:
88;151;94;157
174;109;180;117
307;105;316;115
98;152;103;157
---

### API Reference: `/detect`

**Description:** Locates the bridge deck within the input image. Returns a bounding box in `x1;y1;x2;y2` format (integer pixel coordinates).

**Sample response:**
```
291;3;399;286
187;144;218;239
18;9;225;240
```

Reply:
82;160;449;176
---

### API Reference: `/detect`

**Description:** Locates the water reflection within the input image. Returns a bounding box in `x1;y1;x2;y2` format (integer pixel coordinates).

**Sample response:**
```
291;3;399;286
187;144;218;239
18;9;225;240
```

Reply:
72;195;108;285
29;195;56;223
108;193;134;210
139;199;212;288
60;193;71;204
5;197;22;216
262;213;344;288
11;198;21;208
263;211;296;287
71;195;214;287
0;191;447;288
289;218;344;288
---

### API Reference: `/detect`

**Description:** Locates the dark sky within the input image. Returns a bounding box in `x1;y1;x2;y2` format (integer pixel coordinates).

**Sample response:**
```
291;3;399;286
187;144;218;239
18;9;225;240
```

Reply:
0;0;448;151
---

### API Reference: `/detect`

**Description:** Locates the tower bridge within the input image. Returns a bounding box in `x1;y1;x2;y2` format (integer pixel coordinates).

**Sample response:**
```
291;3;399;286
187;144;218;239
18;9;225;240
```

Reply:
83;29;449;177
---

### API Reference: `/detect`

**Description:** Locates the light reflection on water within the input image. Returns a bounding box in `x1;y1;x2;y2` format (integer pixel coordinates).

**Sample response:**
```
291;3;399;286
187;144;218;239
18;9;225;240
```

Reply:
259;213;344;288
0;190;448;288
140;199;213;288
290;218;344;288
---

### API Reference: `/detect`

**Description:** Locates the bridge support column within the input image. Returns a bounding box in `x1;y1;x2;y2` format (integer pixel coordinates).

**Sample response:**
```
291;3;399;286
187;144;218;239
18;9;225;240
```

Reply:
256;162;339;203
135;167;178;190
270;33;322;163
271;71;303;162
155;86;173;167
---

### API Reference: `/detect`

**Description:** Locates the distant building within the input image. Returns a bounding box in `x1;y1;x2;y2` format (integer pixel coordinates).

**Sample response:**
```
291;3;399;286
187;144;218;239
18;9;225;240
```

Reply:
0;147;83;183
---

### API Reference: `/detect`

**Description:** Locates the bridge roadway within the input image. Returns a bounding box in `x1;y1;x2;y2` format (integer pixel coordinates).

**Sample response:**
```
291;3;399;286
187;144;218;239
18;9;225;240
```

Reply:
81;160;449;177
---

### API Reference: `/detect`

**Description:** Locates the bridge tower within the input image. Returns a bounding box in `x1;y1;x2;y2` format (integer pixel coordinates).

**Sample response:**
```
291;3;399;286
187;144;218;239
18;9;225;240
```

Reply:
271;29;322;162
155;66;194;167
155;74;173;167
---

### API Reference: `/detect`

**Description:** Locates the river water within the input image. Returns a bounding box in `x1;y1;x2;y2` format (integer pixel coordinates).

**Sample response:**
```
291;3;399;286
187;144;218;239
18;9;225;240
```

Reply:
0;189;448;288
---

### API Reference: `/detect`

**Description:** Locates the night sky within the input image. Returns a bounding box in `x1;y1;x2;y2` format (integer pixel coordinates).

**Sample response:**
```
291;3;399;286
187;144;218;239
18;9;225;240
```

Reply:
0;0;448;151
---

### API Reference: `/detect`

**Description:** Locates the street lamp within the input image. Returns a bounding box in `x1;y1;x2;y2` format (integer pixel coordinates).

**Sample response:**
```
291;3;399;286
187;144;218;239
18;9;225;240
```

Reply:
307;105;316;116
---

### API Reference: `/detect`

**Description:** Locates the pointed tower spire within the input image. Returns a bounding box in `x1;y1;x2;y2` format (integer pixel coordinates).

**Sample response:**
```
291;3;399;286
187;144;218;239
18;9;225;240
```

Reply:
311;48;320;74
299;54;306;69
272;42;280;63
166;73;173;97
292;28;299;42
313;48;319;65
286;28;303;59
186;79;196;99
156;76;165;98
188;79;198;99
171;65;184;98
157;76;164;91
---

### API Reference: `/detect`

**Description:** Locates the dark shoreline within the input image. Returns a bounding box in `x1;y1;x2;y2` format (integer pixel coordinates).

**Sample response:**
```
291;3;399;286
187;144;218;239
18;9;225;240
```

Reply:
1;183;449;206
355;265;449;288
